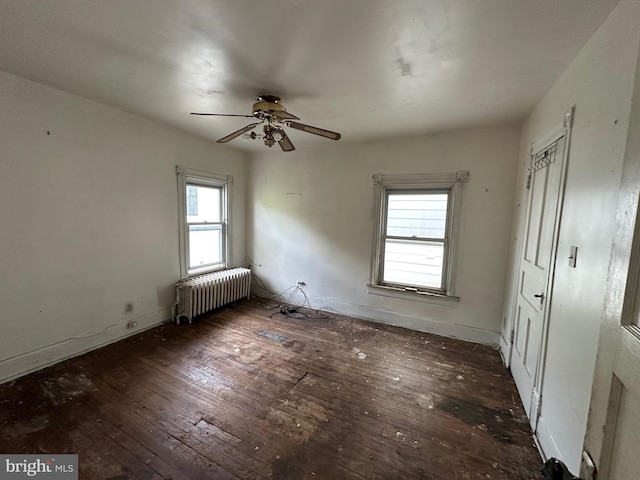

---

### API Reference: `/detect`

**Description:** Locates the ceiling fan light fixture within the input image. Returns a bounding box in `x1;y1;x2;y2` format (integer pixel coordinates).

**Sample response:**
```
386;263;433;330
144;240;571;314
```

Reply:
262;125;276;147
242;131;259;141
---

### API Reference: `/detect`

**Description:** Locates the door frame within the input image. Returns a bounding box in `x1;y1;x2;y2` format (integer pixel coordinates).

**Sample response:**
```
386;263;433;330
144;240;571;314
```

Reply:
503;107;574;431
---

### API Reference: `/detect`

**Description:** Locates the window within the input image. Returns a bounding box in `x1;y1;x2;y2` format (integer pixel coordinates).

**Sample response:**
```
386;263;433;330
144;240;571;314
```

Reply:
369;171;469;301
177;166;232;278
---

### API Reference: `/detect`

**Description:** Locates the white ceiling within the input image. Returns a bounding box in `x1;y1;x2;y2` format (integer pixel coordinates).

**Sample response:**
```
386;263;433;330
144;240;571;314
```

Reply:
0;0;621;151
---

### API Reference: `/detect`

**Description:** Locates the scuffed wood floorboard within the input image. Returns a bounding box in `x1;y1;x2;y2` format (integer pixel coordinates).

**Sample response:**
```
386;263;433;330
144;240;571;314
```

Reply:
0;299;541;479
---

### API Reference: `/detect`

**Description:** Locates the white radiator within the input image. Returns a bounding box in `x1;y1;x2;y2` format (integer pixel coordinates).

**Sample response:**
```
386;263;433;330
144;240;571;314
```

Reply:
175;267;251;324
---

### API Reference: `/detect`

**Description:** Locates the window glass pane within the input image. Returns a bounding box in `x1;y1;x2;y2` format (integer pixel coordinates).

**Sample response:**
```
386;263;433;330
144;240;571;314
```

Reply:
189;225;222;268
186;185;221;224
386;193;448;239
186;185;199;216
383;239;444;289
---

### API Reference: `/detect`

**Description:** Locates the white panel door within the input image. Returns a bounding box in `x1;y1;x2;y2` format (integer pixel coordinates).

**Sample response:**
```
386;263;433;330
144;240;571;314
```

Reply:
511;136;566;420
582;41;640;479
586;80;640;477
603;327;640;479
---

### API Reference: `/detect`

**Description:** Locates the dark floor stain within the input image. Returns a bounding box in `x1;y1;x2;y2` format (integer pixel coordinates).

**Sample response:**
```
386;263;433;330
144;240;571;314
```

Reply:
282;340;304;353
437;397;513;443
271;452;305;480
271;442;344;480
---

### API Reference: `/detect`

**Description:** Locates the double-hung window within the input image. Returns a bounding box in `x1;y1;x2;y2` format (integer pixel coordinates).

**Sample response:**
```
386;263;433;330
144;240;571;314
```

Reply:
369;171;469;300
177;166;232;278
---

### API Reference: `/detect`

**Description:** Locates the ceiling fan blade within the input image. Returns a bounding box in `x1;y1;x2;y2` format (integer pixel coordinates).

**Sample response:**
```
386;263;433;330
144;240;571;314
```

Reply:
272;110;300;121
217;123;260;143
286;121;341;140
191;113;254;117
278;129;295;152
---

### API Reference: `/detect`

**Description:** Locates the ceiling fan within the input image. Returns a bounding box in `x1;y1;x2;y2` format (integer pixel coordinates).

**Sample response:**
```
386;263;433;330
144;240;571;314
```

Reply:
191;94;341;152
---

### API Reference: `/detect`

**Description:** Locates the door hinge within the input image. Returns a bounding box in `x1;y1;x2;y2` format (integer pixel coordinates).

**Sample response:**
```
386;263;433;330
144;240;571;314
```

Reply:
533;389;542;415
510;328;515;344
526;174;532;190
580;450;596;480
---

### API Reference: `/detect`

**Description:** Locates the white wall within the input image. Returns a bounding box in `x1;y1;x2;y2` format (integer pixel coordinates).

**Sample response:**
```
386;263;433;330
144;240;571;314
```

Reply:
501;0;640;471
0;71;248;382
247;126;520;344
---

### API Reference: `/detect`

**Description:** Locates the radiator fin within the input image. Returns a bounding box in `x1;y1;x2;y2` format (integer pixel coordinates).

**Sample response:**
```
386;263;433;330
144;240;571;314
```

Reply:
175;267;251;324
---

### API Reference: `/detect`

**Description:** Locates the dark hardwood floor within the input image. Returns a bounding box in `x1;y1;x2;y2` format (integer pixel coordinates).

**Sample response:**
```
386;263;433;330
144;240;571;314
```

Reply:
0;299;542;479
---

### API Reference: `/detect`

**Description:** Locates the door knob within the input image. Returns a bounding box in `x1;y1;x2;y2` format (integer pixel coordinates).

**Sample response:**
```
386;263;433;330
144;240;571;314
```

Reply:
534;293;544;299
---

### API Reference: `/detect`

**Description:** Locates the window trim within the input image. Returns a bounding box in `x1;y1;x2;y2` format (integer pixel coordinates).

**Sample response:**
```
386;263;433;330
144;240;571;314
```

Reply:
369;171;469;301
177;166;233;279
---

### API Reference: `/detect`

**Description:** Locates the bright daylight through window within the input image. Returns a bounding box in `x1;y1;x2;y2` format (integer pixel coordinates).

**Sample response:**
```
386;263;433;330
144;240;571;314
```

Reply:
177;166;231;278
370;172;469;300
186;184;223;270
384;192;449;289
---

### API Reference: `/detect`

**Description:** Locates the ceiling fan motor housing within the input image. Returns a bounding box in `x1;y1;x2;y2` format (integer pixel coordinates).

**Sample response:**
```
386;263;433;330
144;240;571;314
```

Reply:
252;95;287;118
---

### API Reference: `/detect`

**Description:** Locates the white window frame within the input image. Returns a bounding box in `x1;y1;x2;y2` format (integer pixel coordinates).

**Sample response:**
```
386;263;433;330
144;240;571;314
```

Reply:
177;166;233;278
368;171;469;304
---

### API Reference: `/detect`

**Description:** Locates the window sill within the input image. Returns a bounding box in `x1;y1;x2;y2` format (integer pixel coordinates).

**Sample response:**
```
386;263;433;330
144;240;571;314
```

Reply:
187;264;226;278
367;284;460;307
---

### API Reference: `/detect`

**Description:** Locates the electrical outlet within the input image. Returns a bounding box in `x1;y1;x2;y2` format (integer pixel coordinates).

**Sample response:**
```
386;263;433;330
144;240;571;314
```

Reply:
126;320;137;329
125;302;134;314
297;281;306;288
